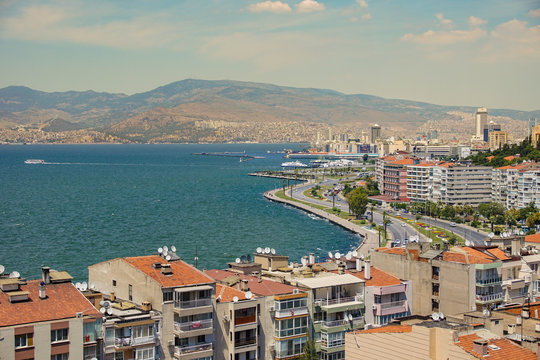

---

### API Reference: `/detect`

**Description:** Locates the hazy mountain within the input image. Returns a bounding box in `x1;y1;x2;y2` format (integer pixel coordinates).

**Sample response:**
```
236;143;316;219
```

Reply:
0;79;537;142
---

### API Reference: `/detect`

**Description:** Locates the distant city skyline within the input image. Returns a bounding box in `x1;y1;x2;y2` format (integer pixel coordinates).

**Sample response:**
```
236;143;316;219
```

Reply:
0;0;539;110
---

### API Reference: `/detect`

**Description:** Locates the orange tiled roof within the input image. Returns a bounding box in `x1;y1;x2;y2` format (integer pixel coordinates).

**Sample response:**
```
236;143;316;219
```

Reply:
462;247;496;260
487;156;494;161
496;163;530;171
389;159;414;166
0;280;101;327
525;233;540;244
439;162;455;168
206;269;299;296
503;155;515;161
216;284;254;302
456;333;536;360
376;247;407;255
350;267;402;287
486;248;511;261
356;324;412;334
123;255;215;288
442;252;492;264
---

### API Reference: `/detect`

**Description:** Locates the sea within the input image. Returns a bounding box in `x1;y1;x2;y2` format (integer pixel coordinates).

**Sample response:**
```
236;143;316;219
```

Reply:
0;144;362;282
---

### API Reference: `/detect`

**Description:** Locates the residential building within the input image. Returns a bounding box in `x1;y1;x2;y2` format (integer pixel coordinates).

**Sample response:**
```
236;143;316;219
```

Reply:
475;107;488;139
517;164;540;208
0;267;102;360
431;163;492;206
407;163;434;203
382;158;413;200
484;121;501;143
88;250;216;360
411;144;459;158
488;130;507;150
491;163;533;208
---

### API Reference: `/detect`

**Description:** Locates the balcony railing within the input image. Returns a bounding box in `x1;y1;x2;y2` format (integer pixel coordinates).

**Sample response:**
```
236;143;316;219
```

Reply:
379;300;406;310
235;336;257;348
132;336;155;346
235;314;256;326
115;336;155;347
476;277;502;285
315;293;363;307
174;343;213;356
476;293;503;302
321;317;364;328
174;319;213;332
321;338;345;349
174;298;212;309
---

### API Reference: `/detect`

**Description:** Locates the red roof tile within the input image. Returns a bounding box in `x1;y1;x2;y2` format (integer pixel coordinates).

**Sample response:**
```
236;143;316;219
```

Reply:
456;333;536;360
0;280;101;327
462;247;496;260
525;233;540;244
123;256;215;288
355;324;412;334
206;269;298;296
389;159;414;166
216;284;255;302
442;252;492;264
349;267;402;287
486;248;511;261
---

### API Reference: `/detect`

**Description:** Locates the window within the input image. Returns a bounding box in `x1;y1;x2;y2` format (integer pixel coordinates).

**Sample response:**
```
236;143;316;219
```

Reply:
135;346;154;360
15;333;33;348
197;335;206;343
163;291;173;302
51;328;69;343
129;284;133;301
275;317;307;337
133;325;153;339
84;346;96;360
114;353;124;360
112;280;116;286
51;354;68;360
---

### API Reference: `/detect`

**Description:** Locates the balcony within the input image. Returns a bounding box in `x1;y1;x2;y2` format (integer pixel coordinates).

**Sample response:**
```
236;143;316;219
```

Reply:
315;293;364;308
476;293;503;303
476;277;502;286
321;316;363;330
174;343;213;358
174;298;212;309
373;300;408;316
235;336;257;348
174;319;213;333
235;314;256;326
321;338;345;349
114;336;155;348
274;306;309;319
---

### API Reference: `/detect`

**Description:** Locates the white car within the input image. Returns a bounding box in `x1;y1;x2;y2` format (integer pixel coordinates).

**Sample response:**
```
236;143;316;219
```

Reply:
401;223;406;227
450;222;457;227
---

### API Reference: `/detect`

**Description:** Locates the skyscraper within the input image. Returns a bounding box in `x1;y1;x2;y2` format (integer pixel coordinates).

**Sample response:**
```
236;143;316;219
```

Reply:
371;124;381;143
475;107;488;138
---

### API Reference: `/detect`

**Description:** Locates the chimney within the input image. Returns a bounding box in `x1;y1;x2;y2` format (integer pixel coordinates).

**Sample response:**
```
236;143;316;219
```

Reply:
39;281;47;299
365;260;371;280
141;301;152;311
356;258;363;271
110;291;116;301
472;339;488;357
240;279;249;291
42;267;51;285
309;253;315;265
338;262;346;275
258;273;262;283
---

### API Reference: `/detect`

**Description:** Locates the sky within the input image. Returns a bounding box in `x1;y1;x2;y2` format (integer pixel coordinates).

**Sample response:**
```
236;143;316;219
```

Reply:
0;0;539;111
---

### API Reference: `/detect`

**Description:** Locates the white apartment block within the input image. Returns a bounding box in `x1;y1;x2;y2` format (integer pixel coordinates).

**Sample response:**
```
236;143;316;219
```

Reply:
517;166;540;208
406;164;433;203
430;164;492;206
492;163;539;209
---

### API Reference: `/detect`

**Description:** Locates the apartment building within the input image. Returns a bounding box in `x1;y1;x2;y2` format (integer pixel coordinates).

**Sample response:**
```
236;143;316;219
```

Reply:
517;164;540;208
89;250;216;360
488;130;508;150
372;244;505;316
407;163;434;203
205;269;308;360
431;163;492;206
0;267;102;360
491;162;537;209
382;158;413;200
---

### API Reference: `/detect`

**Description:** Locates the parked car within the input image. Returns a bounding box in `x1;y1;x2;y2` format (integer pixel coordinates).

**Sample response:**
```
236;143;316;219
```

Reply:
450;222;457;227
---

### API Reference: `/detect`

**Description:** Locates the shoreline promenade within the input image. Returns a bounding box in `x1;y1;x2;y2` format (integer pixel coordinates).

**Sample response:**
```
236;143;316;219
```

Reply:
264;186;381;257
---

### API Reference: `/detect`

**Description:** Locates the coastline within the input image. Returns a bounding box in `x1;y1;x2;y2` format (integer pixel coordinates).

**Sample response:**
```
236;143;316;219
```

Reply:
264;186;381;258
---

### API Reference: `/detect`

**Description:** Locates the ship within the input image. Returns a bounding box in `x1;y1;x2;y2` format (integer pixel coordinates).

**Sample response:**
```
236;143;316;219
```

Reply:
24;159;45;164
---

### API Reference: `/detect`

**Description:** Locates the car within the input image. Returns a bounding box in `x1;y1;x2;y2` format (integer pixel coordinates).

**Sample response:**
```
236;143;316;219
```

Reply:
401;223;406;227
396;212;401;216
450;222;457;227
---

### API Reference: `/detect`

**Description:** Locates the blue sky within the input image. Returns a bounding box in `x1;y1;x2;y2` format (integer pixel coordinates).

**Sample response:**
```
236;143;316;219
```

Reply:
0;0;539;110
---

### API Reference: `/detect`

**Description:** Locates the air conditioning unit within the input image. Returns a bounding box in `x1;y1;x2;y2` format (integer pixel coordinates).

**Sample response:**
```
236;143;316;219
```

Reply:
293;289;299;294
268;344;275;353
372;304;377;310
269;306;275;312
223;314;230;322
167;340;174;347
76;312;83;318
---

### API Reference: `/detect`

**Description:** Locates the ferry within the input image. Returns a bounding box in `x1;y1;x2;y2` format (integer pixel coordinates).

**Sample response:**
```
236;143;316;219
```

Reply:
281;161;308;168
24;159;45;164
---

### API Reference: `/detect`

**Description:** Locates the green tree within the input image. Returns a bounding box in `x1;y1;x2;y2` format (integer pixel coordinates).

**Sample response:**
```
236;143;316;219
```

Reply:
520;202;538;221
478;202;505;231
347;187;369;219
300;337;318;360
441;205;456;219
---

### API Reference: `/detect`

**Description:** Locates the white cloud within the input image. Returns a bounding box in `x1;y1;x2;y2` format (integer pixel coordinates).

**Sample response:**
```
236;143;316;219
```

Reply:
356;0;368;9
342;0;370;21
361;13;372;20
435;13;454;29
528;8;540;17
401;28;486;44
248;1;292;14
296;0;325;13
468;16;487;27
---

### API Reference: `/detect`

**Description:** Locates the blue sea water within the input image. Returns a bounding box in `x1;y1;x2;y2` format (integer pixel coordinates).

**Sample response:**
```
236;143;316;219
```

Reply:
0;144;361;281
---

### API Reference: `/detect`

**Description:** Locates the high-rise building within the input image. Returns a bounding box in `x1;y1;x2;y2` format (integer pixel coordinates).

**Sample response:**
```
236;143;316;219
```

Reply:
488;130;507;150
530;118;538;137
532;124;540;148
483;120;501;142
371;124;381;143
475;107;488;139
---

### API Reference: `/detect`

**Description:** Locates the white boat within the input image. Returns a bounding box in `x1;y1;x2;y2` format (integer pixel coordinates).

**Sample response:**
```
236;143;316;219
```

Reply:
24;159;45;164
281;161;308;168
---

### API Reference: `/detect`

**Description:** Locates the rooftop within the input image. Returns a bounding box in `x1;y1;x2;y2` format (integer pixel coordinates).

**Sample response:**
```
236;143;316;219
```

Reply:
216;284;254;303
456;333;536;360
355;324;412;334
296;273;364;289
525;233;540;244
122;255;215;288
0;279;101;327
349;267;402;287
205;269;298;296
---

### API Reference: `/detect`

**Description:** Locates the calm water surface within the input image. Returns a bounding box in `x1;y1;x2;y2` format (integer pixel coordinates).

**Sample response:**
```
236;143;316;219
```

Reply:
0;144;361;281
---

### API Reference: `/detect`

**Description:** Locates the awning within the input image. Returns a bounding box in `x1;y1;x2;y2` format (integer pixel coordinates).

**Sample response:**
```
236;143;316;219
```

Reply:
174;285;213;293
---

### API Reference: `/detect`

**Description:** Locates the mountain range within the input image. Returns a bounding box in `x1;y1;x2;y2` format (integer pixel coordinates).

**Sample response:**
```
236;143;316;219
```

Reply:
0;79;537;143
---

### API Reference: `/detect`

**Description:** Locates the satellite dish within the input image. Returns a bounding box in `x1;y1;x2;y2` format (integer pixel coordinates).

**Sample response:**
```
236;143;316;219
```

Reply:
166;255;171;261
301;258;308;267
360;254;365;260
240;255;247;263
89;282;95;290
75;282;82;290
233;296;239;303
271;248;276;255
465;240;471;247
256;247;262;254
246;291;253;300
99;300;105;307
328;252;334;259
482;309;490;317
100;307;106;314
103;301;111;309
163;246;168;252
289;262;294;268
235;258;241;264
438;312;445;320
352;250;358;257
348;314;353;321
163;249;168;256
247;254;252;262
158;247;163;254
346;252;352;261
265;247;271;254
81;282;88;291
483;241;488;246
431;312;440;321
0;265;4;275
335;252;341;259
106;308;113;315
171;245;177;252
